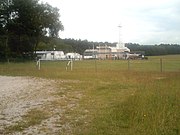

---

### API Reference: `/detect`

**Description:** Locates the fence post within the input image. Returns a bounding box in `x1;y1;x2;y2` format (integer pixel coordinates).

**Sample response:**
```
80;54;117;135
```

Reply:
38;59;41;70
95;57;97;73
71;59;73;71
160;58;162;72
128;59;130;70
36;59;41;70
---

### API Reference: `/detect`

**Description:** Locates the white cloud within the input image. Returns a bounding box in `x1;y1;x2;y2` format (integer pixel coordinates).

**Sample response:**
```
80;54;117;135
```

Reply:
42;0;180;44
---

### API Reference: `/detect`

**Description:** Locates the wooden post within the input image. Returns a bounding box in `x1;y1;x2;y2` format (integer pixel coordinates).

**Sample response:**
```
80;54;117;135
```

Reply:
95;59;97;73
128;59;130;70
160;58;162;72
38;59;41;70
36;59;41;70
71;59;73;71
66;61;71;71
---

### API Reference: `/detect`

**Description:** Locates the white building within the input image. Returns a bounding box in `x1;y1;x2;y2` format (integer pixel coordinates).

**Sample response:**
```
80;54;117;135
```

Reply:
36;51;82;60
84;25;131;59
65;53;82;60
83;49;98;59
84;43;130;60
36;51;65;60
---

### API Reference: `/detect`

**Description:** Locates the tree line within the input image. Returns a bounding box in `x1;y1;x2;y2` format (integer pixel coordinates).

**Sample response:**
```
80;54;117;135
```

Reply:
0;0;63;61
125;43;180;56
37;38;180;56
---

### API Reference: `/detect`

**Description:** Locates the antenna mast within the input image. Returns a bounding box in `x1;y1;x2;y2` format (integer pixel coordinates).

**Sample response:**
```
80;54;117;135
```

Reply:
118;25;122;44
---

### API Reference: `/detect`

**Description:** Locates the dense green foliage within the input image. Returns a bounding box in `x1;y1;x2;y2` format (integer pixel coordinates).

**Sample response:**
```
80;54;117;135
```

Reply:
0;0;63;60
126;43;180;56
37;38;180;56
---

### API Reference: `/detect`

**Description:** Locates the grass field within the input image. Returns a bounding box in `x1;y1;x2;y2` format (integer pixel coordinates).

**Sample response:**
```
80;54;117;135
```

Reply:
0;55;180;134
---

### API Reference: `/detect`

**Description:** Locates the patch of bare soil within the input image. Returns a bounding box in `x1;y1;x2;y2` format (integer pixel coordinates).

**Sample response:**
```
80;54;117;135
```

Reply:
0;76;82;135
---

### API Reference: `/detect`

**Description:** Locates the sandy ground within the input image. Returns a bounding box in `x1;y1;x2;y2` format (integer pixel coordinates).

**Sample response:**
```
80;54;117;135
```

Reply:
0;76;82;135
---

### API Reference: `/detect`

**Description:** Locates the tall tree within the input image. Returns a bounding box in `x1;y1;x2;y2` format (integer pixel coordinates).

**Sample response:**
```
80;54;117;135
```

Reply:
0;0;12;59
0;0;63;59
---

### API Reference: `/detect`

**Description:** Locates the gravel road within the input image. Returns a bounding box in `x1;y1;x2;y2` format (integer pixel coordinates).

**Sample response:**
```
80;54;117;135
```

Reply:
0;76;82;135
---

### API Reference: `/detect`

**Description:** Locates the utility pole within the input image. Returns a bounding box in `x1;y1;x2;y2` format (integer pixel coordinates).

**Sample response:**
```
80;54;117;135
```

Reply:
118;25;122;45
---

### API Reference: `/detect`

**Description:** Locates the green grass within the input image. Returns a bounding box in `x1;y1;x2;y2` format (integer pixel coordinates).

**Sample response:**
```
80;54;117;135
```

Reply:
73;72;179;135
0;55;180;134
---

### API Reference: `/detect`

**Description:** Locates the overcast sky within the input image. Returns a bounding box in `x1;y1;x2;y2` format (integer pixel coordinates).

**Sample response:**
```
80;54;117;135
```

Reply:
41;0;180;45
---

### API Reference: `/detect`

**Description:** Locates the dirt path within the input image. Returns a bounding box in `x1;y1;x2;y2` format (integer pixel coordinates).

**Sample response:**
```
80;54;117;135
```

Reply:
0;76;82;135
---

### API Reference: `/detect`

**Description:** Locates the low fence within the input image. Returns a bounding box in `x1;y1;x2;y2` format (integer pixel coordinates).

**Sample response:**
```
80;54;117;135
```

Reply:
83;58;180;72
36;57;180;72
126;58;180;72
